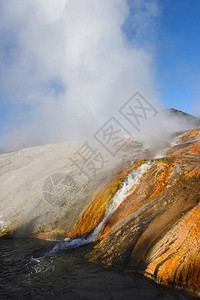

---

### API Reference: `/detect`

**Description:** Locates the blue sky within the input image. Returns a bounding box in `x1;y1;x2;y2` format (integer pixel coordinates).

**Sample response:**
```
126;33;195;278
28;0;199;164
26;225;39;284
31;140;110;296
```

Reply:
156;0;200;114
0;0;200;148
124;0;200;115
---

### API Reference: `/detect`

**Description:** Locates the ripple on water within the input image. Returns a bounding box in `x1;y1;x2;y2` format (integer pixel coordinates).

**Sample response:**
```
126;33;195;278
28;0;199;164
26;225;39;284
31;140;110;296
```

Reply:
0;238;198;300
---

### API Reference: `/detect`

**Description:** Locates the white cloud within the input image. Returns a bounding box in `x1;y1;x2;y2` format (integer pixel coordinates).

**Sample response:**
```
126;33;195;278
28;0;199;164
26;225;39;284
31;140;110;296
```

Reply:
0;0;160;150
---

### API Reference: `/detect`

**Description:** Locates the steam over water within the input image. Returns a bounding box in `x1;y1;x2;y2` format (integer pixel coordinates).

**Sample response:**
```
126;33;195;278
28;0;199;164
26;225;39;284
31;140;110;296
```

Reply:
42;132;185;258
1;238;196;300
154;131;187;159
41;162;153;257
1;134;198;299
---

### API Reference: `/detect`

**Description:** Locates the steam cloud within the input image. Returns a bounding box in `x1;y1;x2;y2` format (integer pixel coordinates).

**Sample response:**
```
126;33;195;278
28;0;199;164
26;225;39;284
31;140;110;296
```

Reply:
0;0;197;152
0;0;160;150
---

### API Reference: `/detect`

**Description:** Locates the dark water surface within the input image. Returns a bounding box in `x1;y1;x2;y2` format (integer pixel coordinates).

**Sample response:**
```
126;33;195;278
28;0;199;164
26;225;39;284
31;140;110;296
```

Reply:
0;238;198;300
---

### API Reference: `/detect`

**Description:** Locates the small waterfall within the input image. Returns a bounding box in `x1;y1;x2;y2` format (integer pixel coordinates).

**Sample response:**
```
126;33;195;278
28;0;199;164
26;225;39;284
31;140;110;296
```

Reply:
32;131;189;261
154;132;186;159
41;161;153;257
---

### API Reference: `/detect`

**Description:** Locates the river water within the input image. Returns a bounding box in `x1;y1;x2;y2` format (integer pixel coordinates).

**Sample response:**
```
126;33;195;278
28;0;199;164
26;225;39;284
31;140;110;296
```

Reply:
0;237;198;300
1;136;198;300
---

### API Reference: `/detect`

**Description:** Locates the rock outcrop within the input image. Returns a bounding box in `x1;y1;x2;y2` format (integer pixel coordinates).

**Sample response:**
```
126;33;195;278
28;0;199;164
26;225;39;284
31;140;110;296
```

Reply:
0;138;144;239
1;122;199;296
69;128;200;296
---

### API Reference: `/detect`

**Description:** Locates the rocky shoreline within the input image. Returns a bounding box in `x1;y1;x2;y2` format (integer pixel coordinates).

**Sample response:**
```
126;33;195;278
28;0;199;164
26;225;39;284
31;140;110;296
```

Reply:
69;128;200;297
1;128;199;297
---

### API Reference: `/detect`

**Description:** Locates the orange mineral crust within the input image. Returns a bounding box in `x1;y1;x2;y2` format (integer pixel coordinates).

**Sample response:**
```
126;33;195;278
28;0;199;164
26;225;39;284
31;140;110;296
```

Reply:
144;203;200;296
68;128;200;296
67;165;135;238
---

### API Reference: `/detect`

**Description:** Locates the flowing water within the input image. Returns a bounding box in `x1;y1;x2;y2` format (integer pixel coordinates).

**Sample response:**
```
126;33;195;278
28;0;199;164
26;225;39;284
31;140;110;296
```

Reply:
42;162;153;257
1;134;197;299
0;238;198;300
154;131;187;159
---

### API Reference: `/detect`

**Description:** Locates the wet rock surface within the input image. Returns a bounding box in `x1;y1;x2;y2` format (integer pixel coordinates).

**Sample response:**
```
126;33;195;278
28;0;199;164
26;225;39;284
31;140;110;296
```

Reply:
0;238;198;300
1;128;199;297
0;138;144;239
70;129;200;297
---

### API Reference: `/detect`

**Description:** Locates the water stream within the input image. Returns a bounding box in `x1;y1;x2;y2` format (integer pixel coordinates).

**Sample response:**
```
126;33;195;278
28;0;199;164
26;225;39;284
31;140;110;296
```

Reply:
1;132;197;299
38;161;153;258
36;132;185;259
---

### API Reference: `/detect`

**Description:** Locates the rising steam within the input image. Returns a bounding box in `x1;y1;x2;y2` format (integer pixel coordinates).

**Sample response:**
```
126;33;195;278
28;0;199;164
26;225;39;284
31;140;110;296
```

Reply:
0;1;198;152
0;0;160;151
